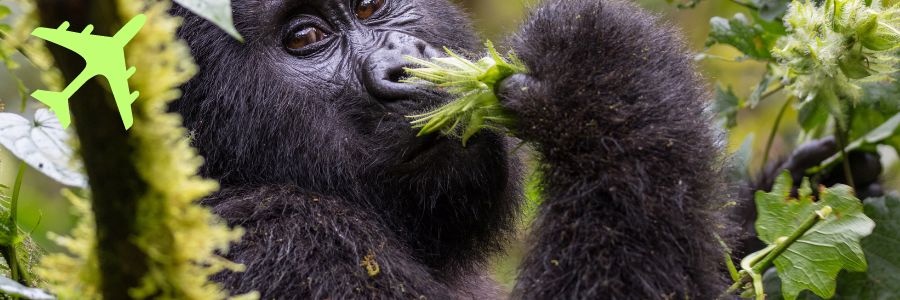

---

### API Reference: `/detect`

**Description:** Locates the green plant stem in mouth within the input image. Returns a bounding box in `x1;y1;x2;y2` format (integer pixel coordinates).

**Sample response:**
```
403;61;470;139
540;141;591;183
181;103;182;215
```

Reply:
403;41;527;145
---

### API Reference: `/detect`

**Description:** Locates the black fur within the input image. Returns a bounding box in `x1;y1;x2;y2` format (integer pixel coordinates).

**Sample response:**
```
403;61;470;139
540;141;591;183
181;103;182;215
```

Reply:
171;0;731;298
501;1;728;298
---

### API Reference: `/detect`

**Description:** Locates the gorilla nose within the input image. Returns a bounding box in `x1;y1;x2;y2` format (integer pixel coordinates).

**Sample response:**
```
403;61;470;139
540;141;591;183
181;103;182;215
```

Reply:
363;35;443;101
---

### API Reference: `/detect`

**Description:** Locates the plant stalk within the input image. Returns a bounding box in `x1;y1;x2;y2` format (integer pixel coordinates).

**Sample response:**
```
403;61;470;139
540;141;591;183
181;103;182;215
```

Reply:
761;96;791;173
3;161;29;285
833;121;856;191
751;208;826;275
720;207;828;299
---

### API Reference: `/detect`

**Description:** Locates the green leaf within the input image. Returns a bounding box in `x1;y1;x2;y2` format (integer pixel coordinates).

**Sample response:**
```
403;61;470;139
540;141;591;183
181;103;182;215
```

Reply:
0;5;11;19
714;85;742;128
849;107;888;141
0;24;10;34
747;72;773;108
0;109;87;187
816;112;900;169
856;14;899;51
754;173;875;300
752;0;791;21
763;268;824;300
860;72;900;110
0;276;54;299
173;0;244;42
797;97;829;132
833;195;900;299
837;50;872;79
706;13;777;60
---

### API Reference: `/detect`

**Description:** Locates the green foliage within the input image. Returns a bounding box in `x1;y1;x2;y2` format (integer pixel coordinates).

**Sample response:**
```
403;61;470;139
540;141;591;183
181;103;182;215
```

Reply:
706;13;780;60
835;195;900;299
0;0;65;111
404;41;526;145
758;194;900;300
773;0;899;127
172;0;243;42
754;0;792;21
753;173;874;299
810;112;900;172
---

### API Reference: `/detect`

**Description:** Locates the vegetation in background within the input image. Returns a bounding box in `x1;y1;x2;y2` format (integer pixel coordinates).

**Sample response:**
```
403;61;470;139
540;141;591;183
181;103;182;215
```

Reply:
0;0;894;299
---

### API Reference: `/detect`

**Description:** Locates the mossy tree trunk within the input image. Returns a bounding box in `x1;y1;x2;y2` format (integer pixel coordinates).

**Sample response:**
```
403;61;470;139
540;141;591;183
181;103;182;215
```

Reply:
34;1;149;299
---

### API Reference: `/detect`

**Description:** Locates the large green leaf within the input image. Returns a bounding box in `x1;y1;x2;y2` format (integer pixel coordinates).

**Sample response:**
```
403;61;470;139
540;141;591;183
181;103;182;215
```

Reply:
173;0;244;42
834;195;900;299
755;174;875;300
0;276;54;299
706;13;778;60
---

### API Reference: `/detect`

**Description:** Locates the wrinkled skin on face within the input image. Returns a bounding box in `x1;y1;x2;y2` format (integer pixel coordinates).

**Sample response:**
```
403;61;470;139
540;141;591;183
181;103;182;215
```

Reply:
171;0;520;289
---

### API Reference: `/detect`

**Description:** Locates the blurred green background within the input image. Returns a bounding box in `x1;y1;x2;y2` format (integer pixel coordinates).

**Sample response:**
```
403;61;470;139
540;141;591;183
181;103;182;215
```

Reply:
0;0;897;290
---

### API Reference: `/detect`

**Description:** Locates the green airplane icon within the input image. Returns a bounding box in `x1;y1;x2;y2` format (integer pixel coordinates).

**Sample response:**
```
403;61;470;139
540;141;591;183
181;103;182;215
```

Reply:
30;14;146;129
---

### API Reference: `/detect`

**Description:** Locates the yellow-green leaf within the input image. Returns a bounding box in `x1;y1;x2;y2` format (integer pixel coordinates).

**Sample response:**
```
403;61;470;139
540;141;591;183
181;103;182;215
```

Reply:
754;173;875;300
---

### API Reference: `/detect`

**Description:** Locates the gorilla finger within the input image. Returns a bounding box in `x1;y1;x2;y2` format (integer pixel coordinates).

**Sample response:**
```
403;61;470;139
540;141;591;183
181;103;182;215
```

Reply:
495;73;540;113
780;137;838;181
823;151;883;187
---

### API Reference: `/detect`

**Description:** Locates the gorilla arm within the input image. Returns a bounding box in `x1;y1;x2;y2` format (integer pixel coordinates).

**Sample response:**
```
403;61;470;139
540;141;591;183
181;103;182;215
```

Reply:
203;185;472;299
499;0;729;298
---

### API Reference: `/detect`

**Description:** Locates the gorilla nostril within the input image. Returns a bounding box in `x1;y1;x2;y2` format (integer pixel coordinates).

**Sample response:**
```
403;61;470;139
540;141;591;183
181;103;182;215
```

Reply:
387;66;408;83
415;42;427;55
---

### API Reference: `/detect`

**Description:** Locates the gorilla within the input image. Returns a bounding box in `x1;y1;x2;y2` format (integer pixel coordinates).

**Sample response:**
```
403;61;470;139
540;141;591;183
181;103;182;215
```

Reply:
170;0;731;298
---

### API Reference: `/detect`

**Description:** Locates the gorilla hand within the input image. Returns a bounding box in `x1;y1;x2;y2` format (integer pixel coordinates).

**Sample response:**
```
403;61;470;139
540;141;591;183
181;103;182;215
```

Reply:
767;137;883;199
497;0;729;298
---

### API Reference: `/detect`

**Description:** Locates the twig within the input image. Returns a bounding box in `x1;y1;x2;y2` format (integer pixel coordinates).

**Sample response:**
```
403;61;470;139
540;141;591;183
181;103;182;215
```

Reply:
833;121;856;191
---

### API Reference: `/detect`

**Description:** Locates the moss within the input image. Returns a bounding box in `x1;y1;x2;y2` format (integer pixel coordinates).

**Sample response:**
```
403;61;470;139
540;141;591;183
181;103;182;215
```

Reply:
37;1;253;299
117;1;249;299
35;190;100;299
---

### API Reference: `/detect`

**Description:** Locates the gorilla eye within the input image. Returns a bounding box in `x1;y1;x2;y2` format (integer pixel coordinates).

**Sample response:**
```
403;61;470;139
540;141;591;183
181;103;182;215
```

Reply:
285;26;329;51
355;0;385;20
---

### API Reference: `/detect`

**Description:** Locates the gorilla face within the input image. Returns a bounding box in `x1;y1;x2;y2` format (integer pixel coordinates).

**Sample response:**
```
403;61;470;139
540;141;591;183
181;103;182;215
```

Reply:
172;0;513;210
